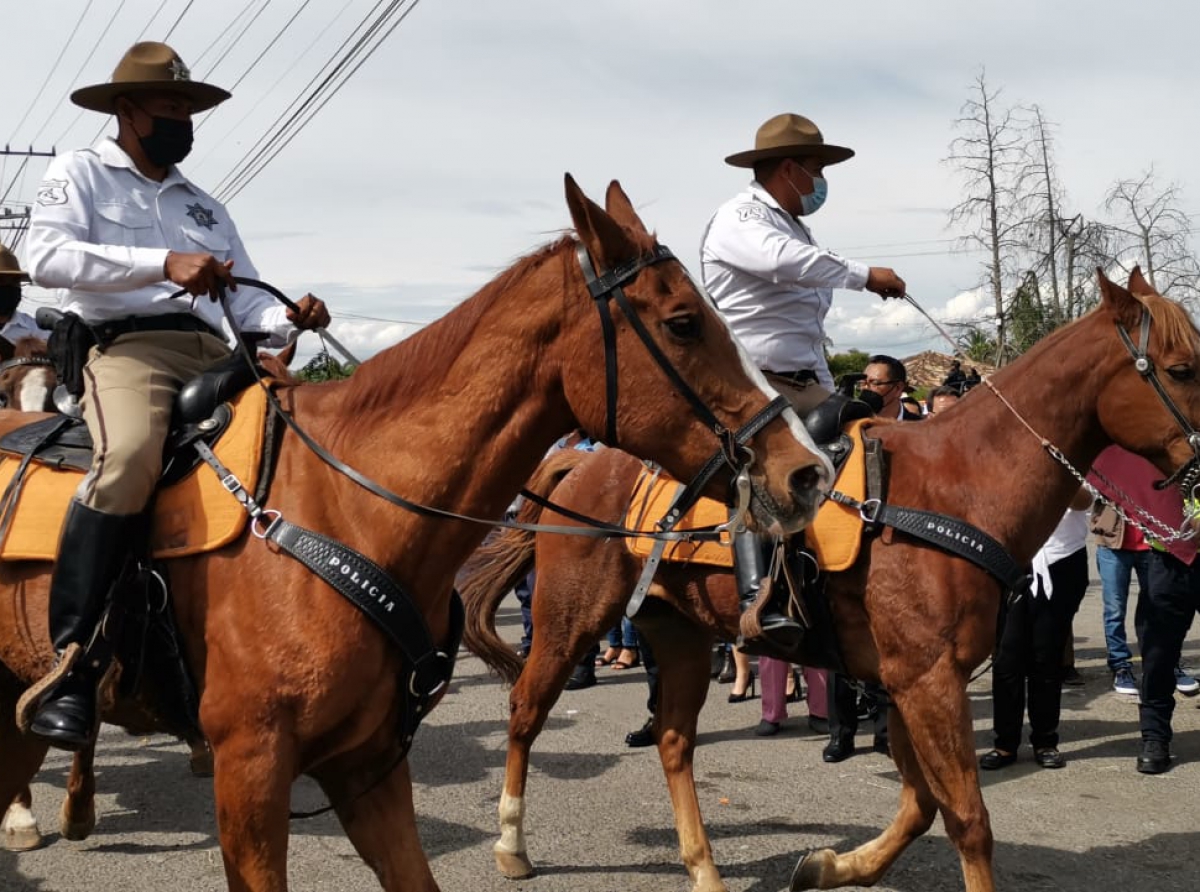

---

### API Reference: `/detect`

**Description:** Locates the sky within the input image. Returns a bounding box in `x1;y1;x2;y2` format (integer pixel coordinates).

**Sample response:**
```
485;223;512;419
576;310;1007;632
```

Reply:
3;0;1199;366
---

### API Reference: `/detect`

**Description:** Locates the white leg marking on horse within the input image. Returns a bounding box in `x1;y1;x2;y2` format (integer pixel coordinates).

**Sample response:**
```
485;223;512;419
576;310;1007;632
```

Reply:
2;802;42;851
495;792;527;855
18;375;51;413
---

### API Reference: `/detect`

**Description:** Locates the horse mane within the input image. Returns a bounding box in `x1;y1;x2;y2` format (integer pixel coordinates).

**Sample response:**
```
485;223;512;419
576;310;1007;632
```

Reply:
327;235;578;422
1136;289;1200;354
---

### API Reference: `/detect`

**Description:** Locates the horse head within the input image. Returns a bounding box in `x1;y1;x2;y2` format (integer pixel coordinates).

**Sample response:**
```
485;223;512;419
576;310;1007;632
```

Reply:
559;175;829;535
1091;267;1200;482
0;335;55;412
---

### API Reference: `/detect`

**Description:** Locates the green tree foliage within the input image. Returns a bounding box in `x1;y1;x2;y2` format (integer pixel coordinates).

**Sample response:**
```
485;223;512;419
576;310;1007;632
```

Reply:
826;349;871;381
297;350;355;382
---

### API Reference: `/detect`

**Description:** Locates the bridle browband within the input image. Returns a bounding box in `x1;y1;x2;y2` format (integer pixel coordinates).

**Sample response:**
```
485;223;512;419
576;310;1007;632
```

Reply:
1115;308;1200;491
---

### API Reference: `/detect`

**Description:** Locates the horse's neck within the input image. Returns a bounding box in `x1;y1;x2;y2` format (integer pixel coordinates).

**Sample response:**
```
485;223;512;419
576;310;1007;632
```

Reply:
285;254;579;583
890;327;1110;564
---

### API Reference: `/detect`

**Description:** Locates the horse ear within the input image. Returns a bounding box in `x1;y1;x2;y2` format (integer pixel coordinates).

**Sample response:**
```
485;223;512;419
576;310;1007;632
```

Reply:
565;173;634;268
1097;266;1143;330
604;180;649;236
1127;265;1154;296
0;337;13;362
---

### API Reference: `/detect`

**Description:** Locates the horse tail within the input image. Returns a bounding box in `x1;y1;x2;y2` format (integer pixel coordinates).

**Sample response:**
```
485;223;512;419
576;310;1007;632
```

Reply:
460;448;591;685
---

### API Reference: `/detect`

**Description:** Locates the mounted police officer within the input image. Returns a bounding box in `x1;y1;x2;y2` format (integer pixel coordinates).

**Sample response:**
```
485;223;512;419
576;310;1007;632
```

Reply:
25;41;330;750
701;113;906;653
0;244;41;343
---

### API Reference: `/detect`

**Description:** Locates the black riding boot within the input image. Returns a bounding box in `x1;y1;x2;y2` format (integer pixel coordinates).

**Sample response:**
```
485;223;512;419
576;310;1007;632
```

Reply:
733;528;803;656
31;501;137;751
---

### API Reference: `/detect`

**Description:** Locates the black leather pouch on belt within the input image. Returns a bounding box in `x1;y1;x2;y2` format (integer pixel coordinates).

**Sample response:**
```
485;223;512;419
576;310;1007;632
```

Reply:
46;312;98;398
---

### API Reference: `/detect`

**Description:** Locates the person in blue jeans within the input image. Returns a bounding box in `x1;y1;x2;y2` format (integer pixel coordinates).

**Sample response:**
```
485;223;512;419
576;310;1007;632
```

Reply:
1090;446;1199;697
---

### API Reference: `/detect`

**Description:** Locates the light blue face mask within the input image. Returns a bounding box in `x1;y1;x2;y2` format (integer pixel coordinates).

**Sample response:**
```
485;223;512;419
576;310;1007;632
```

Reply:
794;174;828;216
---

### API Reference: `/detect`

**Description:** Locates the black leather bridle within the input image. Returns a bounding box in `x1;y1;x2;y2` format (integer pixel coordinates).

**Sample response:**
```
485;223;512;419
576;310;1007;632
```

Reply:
1115;309;1200;491
576;242;790;525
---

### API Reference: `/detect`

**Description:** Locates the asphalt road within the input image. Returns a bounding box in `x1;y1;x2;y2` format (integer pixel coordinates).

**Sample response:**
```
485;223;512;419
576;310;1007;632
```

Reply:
4;577;1200;892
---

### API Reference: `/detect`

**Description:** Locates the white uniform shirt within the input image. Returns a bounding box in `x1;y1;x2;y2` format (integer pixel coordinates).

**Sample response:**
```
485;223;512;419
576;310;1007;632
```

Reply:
0;310;44;343
26;138;292;346
700;181;868;389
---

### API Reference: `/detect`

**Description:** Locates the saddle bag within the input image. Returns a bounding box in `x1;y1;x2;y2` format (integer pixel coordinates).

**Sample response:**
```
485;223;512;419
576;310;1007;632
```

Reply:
45;312;98;398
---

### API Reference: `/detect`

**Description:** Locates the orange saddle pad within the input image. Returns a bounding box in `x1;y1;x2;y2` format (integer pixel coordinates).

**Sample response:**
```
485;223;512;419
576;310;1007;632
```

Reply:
0;382;272;562
623;418;874;572
624;469;734;567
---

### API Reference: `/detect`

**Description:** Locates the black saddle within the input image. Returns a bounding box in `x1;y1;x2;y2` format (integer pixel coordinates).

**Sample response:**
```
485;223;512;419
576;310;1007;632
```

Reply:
0;353;264;485
803;393;876;474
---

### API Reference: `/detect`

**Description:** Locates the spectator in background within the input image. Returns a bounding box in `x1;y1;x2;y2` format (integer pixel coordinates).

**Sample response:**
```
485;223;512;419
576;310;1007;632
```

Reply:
962;366;982;390
942;359;966;389
860;354;921;421
926;385;961;416
979;488;1093;771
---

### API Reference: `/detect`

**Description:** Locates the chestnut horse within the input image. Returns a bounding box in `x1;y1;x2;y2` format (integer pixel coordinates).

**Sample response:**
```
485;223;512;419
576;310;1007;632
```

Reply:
1;342;299;852
459;268;1200;892
0;176;828;891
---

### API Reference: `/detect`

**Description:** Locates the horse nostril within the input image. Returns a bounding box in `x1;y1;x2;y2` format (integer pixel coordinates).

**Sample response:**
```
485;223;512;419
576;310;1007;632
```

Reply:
789;464;821;497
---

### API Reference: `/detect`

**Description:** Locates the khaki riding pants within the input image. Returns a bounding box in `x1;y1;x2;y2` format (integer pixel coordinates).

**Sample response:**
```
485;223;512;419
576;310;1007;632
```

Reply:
763;372;831;417
78;330;230;515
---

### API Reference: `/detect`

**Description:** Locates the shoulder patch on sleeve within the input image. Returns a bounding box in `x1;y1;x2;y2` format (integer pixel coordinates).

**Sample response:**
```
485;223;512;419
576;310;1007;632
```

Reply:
36;180;69;207
735;203;767;223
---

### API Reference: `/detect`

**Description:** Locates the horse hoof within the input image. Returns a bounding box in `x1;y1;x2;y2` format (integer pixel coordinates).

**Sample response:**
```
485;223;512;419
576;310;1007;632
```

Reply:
189;746;215;778
59;801;95;842
494;847;535;879
3;825;45;852
789;849;836;891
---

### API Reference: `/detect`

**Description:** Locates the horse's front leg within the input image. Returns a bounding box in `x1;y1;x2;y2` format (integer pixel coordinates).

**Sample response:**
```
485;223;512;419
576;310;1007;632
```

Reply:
2;787;42;852
209;723;296;892
59;741;97;840
639;615;726;892
791;705;937;889
323;757;439;892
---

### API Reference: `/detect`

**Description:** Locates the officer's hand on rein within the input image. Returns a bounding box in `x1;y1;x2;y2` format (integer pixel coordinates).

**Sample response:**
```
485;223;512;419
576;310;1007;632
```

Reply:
866;267;906;299
165;252;236;301
287;293;331;331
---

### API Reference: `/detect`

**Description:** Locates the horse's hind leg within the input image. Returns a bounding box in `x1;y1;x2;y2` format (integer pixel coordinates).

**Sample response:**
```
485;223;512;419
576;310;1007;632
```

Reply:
59;742;96;841
792;706;936;889
638;614;726;892
2;787;43;852
325;757;439;892
494;568;621;879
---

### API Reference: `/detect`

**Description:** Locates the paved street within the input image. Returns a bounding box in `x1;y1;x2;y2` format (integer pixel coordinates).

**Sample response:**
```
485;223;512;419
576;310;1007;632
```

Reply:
4;576;1200;892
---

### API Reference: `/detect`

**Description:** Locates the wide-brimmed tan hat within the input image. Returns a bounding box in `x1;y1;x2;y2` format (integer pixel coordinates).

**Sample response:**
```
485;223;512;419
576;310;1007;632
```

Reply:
0;244;28;283
725;113;855;168
71;42;230;114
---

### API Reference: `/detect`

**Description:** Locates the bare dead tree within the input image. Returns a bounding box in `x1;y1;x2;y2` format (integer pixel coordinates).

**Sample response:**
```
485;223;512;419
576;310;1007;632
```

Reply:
946;72;1027;364
1103;169;1200;304
1013;105;1066;326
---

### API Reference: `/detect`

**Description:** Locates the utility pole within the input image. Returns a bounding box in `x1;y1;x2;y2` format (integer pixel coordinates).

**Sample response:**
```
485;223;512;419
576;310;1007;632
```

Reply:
0;146;55;249
0;146;56;158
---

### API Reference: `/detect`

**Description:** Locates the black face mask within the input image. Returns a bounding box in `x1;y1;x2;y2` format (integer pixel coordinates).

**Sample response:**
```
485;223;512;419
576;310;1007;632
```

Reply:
137;115;194;168
0;286;20;318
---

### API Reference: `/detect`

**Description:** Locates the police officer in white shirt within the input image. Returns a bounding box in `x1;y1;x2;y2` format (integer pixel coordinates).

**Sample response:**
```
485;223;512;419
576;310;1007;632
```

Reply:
701;113;906;653
25;42;330;750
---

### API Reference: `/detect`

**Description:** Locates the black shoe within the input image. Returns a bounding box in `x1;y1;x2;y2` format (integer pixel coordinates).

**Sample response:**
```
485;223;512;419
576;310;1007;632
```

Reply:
1137;739;1171;774
625;717;654;747
564;665;597;691
978;749;1017;770
1034;747;1066;769
737;615;804;658
785;668;804;703
807;715;830;735
1061;667;1085;687
822;736;855;763
753;720;781;736
30;673;97;752
716;651;736;684
872;736;890;757
727;671;757;703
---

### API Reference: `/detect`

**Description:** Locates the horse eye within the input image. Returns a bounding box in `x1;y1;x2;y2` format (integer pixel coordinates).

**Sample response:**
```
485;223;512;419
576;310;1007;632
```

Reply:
1167;365;1195;382
664;315;701;342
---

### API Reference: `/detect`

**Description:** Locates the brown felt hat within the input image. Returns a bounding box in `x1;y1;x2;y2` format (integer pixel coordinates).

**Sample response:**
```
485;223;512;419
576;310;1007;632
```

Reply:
71;42;230;114
0;244;29;283
725;113;855;168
